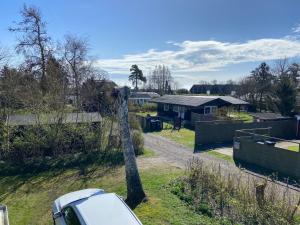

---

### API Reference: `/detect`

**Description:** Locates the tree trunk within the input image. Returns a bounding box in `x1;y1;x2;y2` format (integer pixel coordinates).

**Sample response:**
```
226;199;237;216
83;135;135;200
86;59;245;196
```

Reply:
115;86;146;207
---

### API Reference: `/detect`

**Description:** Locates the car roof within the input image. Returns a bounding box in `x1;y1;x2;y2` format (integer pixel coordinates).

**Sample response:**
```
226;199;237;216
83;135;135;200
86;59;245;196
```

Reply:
72;193;142;225
53;189;105;214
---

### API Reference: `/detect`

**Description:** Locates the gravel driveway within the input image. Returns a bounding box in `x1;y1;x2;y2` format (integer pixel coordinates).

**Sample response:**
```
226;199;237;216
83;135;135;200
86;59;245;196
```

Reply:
144;133;300;198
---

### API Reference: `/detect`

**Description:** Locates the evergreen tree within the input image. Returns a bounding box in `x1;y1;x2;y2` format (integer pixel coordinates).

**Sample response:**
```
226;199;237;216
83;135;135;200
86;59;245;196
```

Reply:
129;65;146;90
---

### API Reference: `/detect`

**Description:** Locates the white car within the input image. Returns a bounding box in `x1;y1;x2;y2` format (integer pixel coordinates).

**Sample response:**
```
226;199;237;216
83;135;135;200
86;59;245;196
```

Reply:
52;189;142;225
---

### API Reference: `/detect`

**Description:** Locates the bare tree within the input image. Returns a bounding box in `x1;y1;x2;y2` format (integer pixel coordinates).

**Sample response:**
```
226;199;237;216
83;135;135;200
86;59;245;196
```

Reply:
63;34;89;110
9;4;51;93
147;65;173;95
0;46;9;67
114;86;146;208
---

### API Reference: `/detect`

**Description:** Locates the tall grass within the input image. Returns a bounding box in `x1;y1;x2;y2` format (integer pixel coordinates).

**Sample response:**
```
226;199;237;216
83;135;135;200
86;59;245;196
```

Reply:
170;158;300;225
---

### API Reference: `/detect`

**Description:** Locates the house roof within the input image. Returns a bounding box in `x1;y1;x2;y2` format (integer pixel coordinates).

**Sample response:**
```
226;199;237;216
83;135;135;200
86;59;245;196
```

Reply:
130;92;160;99
150;95;249;107
7;112;102;126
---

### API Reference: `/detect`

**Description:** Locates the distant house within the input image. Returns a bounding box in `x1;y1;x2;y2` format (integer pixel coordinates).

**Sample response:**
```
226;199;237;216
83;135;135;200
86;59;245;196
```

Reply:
190;84;238;95
6;112;102;126
151;95;249;121
129;92;160;105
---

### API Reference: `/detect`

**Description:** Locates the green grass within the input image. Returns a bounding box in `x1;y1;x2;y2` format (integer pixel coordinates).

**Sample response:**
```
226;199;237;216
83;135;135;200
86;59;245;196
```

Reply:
287;145;299;152
153;124;234;162
135;111;157;117
0;159;218;225
153;124;195;149
228;111;253;123
207;151;234;163
141;148;156;157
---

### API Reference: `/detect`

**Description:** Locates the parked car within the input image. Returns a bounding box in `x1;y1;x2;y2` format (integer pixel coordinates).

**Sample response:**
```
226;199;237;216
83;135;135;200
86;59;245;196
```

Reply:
0;204;9;225
52;189;142;225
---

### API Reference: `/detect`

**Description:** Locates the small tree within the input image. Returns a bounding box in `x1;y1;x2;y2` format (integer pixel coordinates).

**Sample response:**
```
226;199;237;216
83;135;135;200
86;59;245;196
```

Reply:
63;34;89;111
250;62;274;111
275;75;296;115
129;64;146;90
114;86;146;207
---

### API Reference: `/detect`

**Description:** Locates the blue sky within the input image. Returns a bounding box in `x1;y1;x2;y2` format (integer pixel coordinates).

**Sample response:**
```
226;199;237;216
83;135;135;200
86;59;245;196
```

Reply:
1;0;300;88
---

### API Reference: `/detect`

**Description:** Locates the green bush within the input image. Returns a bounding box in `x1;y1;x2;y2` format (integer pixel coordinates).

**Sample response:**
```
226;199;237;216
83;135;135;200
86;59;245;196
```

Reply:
1;123;104;163
131;130;144;155
141;103;157;112
129;114;142;131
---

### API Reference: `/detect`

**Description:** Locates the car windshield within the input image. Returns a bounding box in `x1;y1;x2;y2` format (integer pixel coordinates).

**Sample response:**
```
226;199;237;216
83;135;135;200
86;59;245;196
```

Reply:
62;206;81;225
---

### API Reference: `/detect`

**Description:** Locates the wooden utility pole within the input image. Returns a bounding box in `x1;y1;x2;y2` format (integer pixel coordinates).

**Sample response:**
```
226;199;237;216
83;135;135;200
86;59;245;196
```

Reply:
115;86;146;207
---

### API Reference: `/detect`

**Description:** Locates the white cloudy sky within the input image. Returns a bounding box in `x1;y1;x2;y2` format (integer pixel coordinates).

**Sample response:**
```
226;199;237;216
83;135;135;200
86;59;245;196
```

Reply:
95;28;300;88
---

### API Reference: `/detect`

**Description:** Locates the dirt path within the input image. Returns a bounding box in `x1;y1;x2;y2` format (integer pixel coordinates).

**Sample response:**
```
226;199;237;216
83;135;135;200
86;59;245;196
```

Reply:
143;133;300;198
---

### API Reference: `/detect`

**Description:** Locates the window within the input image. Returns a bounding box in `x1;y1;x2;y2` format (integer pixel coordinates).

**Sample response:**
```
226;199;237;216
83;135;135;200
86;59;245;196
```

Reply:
62;207;81;225
204;106;211;115
164;104;169;111
204;106;217;115
173;105;179;112
211;106;217;114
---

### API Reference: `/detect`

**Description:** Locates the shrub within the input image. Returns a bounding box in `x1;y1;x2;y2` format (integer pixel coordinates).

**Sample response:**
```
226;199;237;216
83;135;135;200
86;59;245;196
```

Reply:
1;123;105;163
129;114;142;131
141;103;157;112
169;158;300;225
131;130;144;155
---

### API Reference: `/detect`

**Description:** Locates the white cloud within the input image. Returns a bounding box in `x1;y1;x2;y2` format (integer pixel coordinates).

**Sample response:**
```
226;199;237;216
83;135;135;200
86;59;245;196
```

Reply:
292;24;300;33
94;36;300;77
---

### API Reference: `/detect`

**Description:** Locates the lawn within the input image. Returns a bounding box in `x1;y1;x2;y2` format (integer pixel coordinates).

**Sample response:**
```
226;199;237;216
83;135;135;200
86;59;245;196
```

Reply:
228;111;253;123
153;124;195;149
206;151;234;163
135;111;157;117
153;123;233;162
287;145;299;152
0;155;219;225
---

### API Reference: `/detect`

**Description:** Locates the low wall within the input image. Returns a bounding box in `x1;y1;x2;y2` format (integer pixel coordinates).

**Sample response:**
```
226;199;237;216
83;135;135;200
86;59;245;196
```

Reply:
190;112;218;128
195;119;296;149
233;138;300;181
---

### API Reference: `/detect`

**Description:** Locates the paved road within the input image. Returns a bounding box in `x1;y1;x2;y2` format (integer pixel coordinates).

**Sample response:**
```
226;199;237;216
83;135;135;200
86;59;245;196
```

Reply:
144;133;300;199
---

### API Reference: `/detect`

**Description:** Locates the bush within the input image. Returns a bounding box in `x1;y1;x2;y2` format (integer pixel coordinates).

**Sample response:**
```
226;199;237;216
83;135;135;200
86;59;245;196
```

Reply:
1;123;105;163
129;114;142;131
141;103;157;112
169;159;300;225
131;130;144;155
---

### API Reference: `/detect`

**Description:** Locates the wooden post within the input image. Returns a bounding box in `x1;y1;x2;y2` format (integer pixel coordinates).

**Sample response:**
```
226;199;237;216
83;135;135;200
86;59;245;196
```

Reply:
115;87;146;208
256;183;266;208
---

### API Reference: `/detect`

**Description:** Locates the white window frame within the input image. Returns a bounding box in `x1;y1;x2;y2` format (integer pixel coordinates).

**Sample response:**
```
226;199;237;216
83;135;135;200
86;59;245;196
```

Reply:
211;106;217;114
204;106;217;115
164;104;169;111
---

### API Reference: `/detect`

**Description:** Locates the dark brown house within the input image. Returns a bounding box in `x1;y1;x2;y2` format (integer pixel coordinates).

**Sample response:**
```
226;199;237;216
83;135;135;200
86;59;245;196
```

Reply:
151;95;249;121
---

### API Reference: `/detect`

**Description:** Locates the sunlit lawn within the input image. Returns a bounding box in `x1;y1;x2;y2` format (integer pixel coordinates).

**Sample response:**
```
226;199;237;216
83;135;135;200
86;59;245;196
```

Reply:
0;157;219;225
135;111;157;117
287;145;299;152
153;123;195;149
228;111;253;122
153;123;233;162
